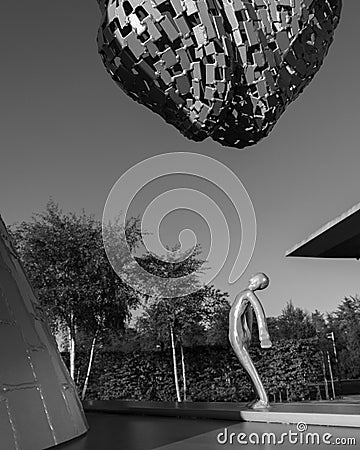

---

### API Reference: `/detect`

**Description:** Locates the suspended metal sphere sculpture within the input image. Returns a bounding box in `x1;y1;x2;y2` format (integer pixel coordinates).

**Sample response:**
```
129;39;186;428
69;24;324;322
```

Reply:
97;0;341;149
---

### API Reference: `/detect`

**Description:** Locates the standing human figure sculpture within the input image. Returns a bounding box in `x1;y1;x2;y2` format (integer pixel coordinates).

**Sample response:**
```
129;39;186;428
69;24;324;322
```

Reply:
229;272;272;409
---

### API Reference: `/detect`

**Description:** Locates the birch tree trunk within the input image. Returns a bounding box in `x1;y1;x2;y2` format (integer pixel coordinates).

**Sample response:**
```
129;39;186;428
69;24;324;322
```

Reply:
81;333;97;400
180;343;187;401
69;313;76;380
170;325;181;402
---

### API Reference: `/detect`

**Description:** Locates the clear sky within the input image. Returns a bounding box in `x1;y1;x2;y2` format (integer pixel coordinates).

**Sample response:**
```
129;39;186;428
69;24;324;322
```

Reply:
1;0;359;318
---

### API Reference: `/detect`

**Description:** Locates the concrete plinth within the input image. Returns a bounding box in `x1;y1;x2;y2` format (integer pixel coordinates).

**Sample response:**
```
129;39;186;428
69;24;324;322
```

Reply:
84;400;360;428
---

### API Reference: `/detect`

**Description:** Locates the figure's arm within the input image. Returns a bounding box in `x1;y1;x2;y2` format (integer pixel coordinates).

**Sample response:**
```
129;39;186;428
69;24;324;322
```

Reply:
247;292;272;348
245;303;253;340
229;291;250;345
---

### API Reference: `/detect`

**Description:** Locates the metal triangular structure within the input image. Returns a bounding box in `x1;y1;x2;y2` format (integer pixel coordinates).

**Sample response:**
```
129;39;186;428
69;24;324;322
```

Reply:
0;216;88;450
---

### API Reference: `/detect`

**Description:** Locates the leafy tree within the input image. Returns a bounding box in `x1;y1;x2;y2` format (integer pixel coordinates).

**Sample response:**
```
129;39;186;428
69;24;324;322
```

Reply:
309;309;331;354
265;316;280;343
204;291;230;347
134;246;204;402
327;296;360;379
11;200;142;397
136;292;201;401
135;248;229;401
311;309;327;334
274;300;316;341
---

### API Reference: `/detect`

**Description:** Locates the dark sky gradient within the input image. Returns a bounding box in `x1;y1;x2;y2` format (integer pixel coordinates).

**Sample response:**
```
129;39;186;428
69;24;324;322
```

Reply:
1;1;359;317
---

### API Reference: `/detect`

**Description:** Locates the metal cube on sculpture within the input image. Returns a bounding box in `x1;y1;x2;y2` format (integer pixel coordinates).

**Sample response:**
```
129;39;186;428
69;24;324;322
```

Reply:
0;217;88;450
97;0;341;149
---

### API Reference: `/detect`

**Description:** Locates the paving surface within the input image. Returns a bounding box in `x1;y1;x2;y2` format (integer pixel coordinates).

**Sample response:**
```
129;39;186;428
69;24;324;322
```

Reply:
56;413;234;450
57;412;360;450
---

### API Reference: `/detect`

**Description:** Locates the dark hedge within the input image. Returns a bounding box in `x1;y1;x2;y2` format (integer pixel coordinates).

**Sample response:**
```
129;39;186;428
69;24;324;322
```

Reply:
63;339;322;402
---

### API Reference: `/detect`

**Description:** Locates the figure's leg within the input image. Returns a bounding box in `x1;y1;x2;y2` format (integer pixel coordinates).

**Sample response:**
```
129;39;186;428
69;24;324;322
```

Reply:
229;332;270;408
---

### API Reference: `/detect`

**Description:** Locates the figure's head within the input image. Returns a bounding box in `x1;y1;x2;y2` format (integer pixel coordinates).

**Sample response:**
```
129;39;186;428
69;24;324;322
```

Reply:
248;273;269;292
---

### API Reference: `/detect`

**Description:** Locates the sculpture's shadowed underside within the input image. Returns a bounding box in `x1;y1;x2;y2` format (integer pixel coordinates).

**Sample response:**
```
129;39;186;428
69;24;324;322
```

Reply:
97;0;341;149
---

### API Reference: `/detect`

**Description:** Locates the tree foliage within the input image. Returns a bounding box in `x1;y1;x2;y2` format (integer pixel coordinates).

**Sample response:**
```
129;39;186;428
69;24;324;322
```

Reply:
272;300;316;341
327;296;360;379
11;200;142;386
136;285;229;350
134;248;229;400
10;200;360;399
